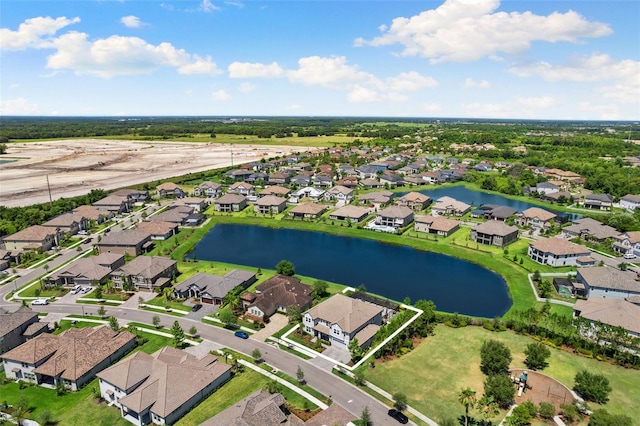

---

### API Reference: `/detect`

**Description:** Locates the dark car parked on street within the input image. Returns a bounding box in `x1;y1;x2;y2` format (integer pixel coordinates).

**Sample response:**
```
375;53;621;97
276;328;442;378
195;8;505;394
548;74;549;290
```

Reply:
388;409;409;424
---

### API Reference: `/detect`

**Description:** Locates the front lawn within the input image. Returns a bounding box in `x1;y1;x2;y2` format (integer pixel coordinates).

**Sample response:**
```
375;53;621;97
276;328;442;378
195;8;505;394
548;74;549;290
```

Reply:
364;324;640;424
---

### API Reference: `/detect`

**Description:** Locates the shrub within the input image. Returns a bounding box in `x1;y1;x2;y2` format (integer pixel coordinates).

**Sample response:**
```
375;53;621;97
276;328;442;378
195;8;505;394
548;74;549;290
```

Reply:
573;370;612;404
538;402;555;419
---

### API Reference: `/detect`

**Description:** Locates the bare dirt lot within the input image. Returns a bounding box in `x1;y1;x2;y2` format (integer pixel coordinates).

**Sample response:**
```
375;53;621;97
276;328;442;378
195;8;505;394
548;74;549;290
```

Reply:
0;139;311;208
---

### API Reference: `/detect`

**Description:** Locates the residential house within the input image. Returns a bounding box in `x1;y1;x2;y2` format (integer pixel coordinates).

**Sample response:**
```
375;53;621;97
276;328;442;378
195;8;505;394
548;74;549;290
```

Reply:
202;390;303;426
172;270;257;304
228;182;255;196
375;206;414;229
73;205;111;224
304;403;357;426
136;221;179;240
241;275;313;322
291;174;311;187
260;186;291;198
620;194;640;211
358;191;393;207
180;197;207;213
111;256;177;292
575;267;640;300
313;175;333;189
470;221;519;248
544;191;574;204
378;173;403;188
357;165;378;179
562;218;618;243
47;253;125;287
2;326;136;391
42;213;88;235
544;168;582;182
535;182;560;195
324;185;354;204
573;298;640;337
93;194;131;214
194;181;223;198
583;193;614;211
226;169;254;181
0;249;16;271
246;172;269;185
214;194;247;212
303;294;383;349
611;231;640;257
3;225;61;252
485;205;517;221
290;187;326;203
329;206;370;223
359;178;384;189
156;182;185;198
97;230;152;257
518;207;557;229
395;192;431;211
414;215;460;237
430;196;471;217
336;177;358;189
149;205;193;225
254;195;287;215
97;346;231;426
0;307;48;356
337;164;356;176
111;189;149;203
288;202;327;219
268;172;291;186
528;238;592;267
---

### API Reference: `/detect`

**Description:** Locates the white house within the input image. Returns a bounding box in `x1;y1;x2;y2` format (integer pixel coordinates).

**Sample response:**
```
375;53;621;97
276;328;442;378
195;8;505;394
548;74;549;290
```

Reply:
576;267;640;300
611;231;640;258
528;238;592;267
620;194;640;212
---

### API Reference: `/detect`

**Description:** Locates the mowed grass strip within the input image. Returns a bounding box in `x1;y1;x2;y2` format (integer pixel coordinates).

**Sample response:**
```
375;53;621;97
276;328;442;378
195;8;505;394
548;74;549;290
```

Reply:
364;325;640;423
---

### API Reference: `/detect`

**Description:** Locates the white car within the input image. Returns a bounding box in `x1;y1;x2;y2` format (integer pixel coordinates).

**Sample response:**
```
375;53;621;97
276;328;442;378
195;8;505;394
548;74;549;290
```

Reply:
70;285;82;294
624;252;637;260
31;299;49;305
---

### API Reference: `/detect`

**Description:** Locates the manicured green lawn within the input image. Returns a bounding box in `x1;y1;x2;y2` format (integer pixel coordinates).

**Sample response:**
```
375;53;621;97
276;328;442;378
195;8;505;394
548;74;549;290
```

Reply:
364;325;639;423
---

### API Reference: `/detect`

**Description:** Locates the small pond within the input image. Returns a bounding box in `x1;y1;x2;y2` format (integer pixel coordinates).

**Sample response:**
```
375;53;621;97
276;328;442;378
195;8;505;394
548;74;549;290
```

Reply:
189;224;512;317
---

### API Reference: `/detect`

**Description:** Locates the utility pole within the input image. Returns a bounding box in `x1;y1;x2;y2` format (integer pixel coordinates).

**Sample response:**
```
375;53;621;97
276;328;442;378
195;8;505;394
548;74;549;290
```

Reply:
46;174;53;207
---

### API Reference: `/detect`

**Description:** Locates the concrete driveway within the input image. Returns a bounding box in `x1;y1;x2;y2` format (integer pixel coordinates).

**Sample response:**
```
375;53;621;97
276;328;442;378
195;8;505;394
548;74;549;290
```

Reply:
251;313;288;341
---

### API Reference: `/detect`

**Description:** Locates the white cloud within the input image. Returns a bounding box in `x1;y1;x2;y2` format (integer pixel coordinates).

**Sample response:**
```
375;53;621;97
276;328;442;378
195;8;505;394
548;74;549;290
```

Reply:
579;102;620;120
288;104;301;110
386;71;438;91
0;98;40;115
228;61;284;78
463;78;490;88
44;32;220;77
515;95;558;109
199;0;220;12
0;16;80;50
211;89;231;100
239;82;256;93
420;103;442;112
347;85;381;103
463;95;559;118
287;56;379;89
355;0;612;63
225;1;244;8
120;16;145;29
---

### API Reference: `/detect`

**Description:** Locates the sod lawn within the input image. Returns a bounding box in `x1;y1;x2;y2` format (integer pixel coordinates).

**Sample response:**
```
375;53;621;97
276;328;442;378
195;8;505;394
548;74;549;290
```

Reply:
364;325;638;424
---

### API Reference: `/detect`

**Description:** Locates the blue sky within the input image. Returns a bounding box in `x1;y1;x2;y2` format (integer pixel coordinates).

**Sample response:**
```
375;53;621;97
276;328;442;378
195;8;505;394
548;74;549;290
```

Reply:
1;0;638;120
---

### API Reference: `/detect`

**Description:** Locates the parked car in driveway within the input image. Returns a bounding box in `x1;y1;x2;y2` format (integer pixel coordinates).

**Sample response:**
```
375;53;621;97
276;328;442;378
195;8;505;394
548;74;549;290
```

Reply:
70;285;82;295
234;331;249;339
191;303;203;312
388;409;409;424
81;286;91;294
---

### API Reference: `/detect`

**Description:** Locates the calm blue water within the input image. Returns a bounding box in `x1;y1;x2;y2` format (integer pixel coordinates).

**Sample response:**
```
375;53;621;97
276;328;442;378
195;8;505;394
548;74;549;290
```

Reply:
190;224;511;317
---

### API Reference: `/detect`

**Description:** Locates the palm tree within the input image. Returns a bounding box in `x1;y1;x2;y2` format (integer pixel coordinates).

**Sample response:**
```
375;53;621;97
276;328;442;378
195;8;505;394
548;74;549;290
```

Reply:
458;388;477;426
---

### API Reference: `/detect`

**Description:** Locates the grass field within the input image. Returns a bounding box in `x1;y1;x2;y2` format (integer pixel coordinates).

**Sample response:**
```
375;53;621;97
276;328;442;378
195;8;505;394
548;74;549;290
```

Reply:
364;325;639;424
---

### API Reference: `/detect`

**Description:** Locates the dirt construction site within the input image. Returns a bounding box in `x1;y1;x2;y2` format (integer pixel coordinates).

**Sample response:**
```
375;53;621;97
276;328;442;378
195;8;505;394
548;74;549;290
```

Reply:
0;139;311;208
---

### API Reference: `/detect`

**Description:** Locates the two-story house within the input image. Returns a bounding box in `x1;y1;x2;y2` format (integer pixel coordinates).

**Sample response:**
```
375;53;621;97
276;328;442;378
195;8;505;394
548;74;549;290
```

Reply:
470;221;519;248
612;231;640;257
375;206;414;229
194;181;223;198
110;256;177;292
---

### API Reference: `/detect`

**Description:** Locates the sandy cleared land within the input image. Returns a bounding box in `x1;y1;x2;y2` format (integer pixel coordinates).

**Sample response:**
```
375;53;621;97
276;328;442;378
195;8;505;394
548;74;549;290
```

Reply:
0;139;312;208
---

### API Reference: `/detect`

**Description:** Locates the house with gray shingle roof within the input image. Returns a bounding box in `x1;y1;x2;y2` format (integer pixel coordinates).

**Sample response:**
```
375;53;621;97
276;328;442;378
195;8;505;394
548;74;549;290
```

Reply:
194;181;223;198
562;218;618;243
303;294;383;349
214;193;247;212
576;266;640;300
0;306;47;356
574;298;640;337
42;213;88;235
2;326;136;391
93;194;131;214
620;194;640;211
98;229;152;257
375;206;414;229
583;193;614;211
47;253;124;288
97;346;231;426
358;191;393;207
470;221;519;248
111;256;177;292
242;275;313;322
414;215;460;236
201;389;302;426
254;195;287;215
172;270;257;304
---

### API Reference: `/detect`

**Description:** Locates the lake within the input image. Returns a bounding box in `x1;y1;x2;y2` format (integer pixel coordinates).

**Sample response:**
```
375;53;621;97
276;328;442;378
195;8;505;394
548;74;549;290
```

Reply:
189;224;512;317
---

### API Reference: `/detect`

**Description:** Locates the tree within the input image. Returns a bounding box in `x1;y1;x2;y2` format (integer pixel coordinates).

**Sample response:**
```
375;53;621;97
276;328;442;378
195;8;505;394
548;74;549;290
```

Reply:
265;379;281;394
360;406;372;426
480;340;512;376
354;369;366;386
348;338;363;362
252;348;262;363
524;342;551;370
286;305;302;323
0;143;7;155
189;325;198;337
588;409;633;426
507;402;536;425
296;365;305;384
477;395;499;420
483;374;515;409
538;402;555;419
574;370;612;404
13;394;30;426
458;388;477;426
108;316;119;331
312;279;328;298
171;320;185;348
393;392;408;411
152;314;161;328
276;259;295;276
97;305;106;318
38;410;55;426
94;286;103;299
219;309;238;326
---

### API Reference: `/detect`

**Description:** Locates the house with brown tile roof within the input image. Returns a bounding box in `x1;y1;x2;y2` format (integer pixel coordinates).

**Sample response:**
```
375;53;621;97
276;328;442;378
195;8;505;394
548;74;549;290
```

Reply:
73;204;112;224
42;213;89;235
358;191;393;207
574;298;640;337
576;266;640;300
254;195;287;215
93;194;132;214
324;185;354;203
329;205;370;223
3;225;61;252
260;185;291;198
395;192;432;211
375;205;414;228
430;196;471;216
471;221;519;248
214;193;248;212
0;306;47;356
136;221;179;240
517;207;557;229
156;182;185;198
228;181;255;196
304;403;357;426
194;181;223;198
359;178;384;189
201;389;303;426
149;205;194;225
336;177;358;188
288;202;327;219
97;229;152;257
2;326;136;391
97;346;231;426
414;215;460;236
47;253;125;288
528;238;591;267
111;256;177;292
303;294;383;349
242;275;313;321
